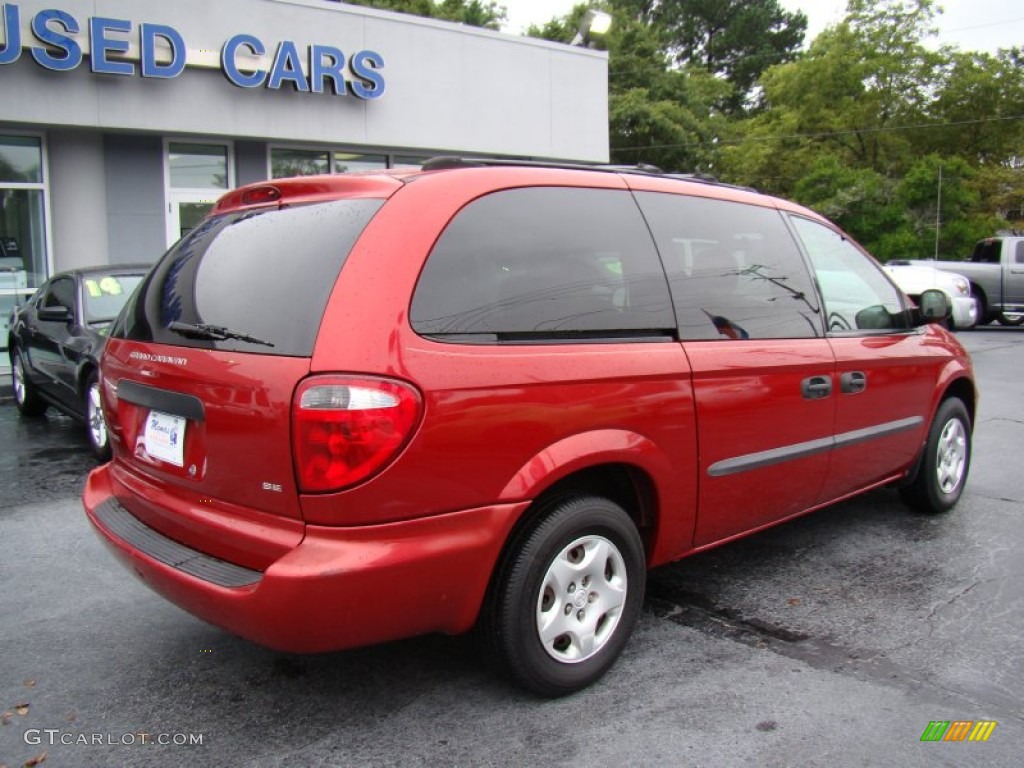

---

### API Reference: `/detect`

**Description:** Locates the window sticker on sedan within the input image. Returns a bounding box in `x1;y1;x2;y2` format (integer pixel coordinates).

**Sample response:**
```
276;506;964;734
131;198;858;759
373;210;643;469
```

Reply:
84;276;127;297
145;411;186;467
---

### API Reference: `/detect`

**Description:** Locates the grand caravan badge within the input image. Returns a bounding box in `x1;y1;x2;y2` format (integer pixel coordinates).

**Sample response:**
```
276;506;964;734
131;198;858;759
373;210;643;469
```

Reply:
130;351;189;366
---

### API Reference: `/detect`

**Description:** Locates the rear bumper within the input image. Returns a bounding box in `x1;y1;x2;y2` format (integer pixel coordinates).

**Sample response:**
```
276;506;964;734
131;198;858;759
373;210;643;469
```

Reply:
83;464;527;652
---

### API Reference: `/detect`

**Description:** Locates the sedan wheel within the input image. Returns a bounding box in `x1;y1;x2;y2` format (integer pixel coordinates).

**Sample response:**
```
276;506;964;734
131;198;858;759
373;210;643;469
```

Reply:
86;372;111;461
12;349;48;417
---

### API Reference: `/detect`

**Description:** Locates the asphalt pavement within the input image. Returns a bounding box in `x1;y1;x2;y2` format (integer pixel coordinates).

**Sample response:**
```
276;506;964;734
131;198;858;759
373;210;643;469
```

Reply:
1;328;1022;767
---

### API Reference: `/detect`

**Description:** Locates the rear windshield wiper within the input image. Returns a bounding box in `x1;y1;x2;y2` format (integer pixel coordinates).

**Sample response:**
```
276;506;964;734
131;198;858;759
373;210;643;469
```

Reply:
167;321;275;348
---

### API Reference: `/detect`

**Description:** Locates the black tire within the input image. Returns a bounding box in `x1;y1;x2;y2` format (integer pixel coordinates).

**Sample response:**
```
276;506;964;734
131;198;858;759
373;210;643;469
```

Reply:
85;370;111;461
996;313;1024;327
900;399;971;514
971;286;994;325
483;495;646;697
11;348;48;417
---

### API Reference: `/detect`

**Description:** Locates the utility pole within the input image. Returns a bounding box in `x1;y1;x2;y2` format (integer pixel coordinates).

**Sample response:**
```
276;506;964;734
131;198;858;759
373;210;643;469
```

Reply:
934;164;942;260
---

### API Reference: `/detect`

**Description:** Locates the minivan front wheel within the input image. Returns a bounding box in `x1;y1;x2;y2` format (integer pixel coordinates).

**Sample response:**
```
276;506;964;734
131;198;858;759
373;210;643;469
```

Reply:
485;495;646;696
900;398;971;514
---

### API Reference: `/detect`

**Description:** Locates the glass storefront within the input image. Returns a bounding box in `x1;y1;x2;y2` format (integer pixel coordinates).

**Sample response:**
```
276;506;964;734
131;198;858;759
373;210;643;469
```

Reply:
270;148;418;177
1;135;48;358
166;142;231;244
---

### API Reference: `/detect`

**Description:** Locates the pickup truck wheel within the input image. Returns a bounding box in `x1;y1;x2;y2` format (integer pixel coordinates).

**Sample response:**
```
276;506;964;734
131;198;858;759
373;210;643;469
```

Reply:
970;287;994;325
900;398;971;514
11;349;48;417
484;495;645;697
996;313;1024;327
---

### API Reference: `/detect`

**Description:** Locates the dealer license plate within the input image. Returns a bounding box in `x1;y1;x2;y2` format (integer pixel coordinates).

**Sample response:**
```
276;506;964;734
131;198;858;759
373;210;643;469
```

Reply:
144;410;186;467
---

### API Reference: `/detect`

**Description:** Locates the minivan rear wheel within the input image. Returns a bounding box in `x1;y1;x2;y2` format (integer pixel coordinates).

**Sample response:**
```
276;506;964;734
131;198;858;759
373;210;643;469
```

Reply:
484;495;645;696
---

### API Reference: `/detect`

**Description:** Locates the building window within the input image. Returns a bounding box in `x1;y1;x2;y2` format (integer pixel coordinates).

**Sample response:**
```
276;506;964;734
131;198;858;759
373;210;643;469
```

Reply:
1;134;49;356
391;155;427;170
165;141;232;245
333;152;387;173
272;148;330;178
169;143;229;189
269;147;399;177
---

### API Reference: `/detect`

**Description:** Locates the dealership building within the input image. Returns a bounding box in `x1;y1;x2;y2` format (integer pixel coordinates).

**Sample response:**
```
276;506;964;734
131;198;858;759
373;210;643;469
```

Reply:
0;0;609;369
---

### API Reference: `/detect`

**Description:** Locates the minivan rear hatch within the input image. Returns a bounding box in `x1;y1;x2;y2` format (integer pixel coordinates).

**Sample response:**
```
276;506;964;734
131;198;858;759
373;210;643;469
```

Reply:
103;197;386;521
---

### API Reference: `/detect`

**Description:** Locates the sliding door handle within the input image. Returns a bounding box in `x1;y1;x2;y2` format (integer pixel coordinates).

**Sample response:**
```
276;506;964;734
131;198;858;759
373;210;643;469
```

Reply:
840;371;867;394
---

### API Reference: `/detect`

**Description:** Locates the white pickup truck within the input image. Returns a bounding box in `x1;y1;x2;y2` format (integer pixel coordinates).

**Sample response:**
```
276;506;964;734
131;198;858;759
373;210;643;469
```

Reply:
883;262;978;329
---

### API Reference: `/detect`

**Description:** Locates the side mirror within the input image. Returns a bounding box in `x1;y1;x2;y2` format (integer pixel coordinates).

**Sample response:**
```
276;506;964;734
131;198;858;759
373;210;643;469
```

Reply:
855;304;893;330
38;305;72;323
917;289;951;325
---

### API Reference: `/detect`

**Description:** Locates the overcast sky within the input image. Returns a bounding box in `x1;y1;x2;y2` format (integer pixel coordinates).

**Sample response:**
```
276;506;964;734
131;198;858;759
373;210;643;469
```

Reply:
500;0;1024;54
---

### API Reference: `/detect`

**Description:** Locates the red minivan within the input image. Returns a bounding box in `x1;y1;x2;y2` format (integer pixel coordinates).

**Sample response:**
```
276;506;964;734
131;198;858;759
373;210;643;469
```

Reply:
84;160;976;695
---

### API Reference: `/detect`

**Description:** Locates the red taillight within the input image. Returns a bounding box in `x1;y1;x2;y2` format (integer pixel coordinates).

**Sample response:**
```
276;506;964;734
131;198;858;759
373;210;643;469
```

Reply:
292;376;422;493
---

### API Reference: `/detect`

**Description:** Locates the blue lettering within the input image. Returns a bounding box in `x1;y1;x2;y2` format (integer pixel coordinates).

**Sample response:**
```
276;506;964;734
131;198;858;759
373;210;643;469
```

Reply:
30;9;82;72
11;9;385;101
89;16;134;75
350;50;385;100
0;4;21;65
222;34;266;88
141;23;185;79
310;45;346;96
267;40;308;92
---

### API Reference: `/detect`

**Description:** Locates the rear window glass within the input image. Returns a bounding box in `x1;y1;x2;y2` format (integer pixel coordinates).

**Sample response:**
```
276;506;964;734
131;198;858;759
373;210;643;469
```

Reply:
410;187;675;342
112;200;383;356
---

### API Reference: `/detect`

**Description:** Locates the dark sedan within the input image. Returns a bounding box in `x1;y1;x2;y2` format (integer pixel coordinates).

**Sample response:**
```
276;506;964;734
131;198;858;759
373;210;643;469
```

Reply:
8;265;148;459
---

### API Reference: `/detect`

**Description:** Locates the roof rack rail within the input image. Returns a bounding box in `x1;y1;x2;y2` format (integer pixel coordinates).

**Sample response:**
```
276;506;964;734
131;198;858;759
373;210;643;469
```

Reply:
418;155;755;192
420;155;664;174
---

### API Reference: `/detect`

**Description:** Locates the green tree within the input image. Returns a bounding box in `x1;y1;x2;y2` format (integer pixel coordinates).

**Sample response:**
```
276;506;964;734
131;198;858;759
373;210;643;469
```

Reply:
529;3;729;173
974;165;1024;232
792;155;902;256
719;2;948;215
615;0;807;113
924;49;1024;165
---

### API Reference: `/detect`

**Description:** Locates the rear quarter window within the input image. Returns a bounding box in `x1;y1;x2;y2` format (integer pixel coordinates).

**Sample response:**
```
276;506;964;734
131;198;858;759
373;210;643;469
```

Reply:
112;199;384;356
410;187;675;343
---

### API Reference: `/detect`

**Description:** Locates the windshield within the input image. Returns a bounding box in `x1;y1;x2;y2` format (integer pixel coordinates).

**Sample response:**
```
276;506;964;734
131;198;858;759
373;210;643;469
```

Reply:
83;273;145;324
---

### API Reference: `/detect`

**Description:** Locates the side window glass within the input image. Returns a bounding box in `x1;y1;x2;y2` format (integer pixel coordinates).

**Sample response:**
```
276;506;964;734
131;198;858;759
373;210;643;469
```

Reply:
410;188;675;342
635;192;821;340
790;217;908;333
43;277;74;311
1015;240;1024;264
